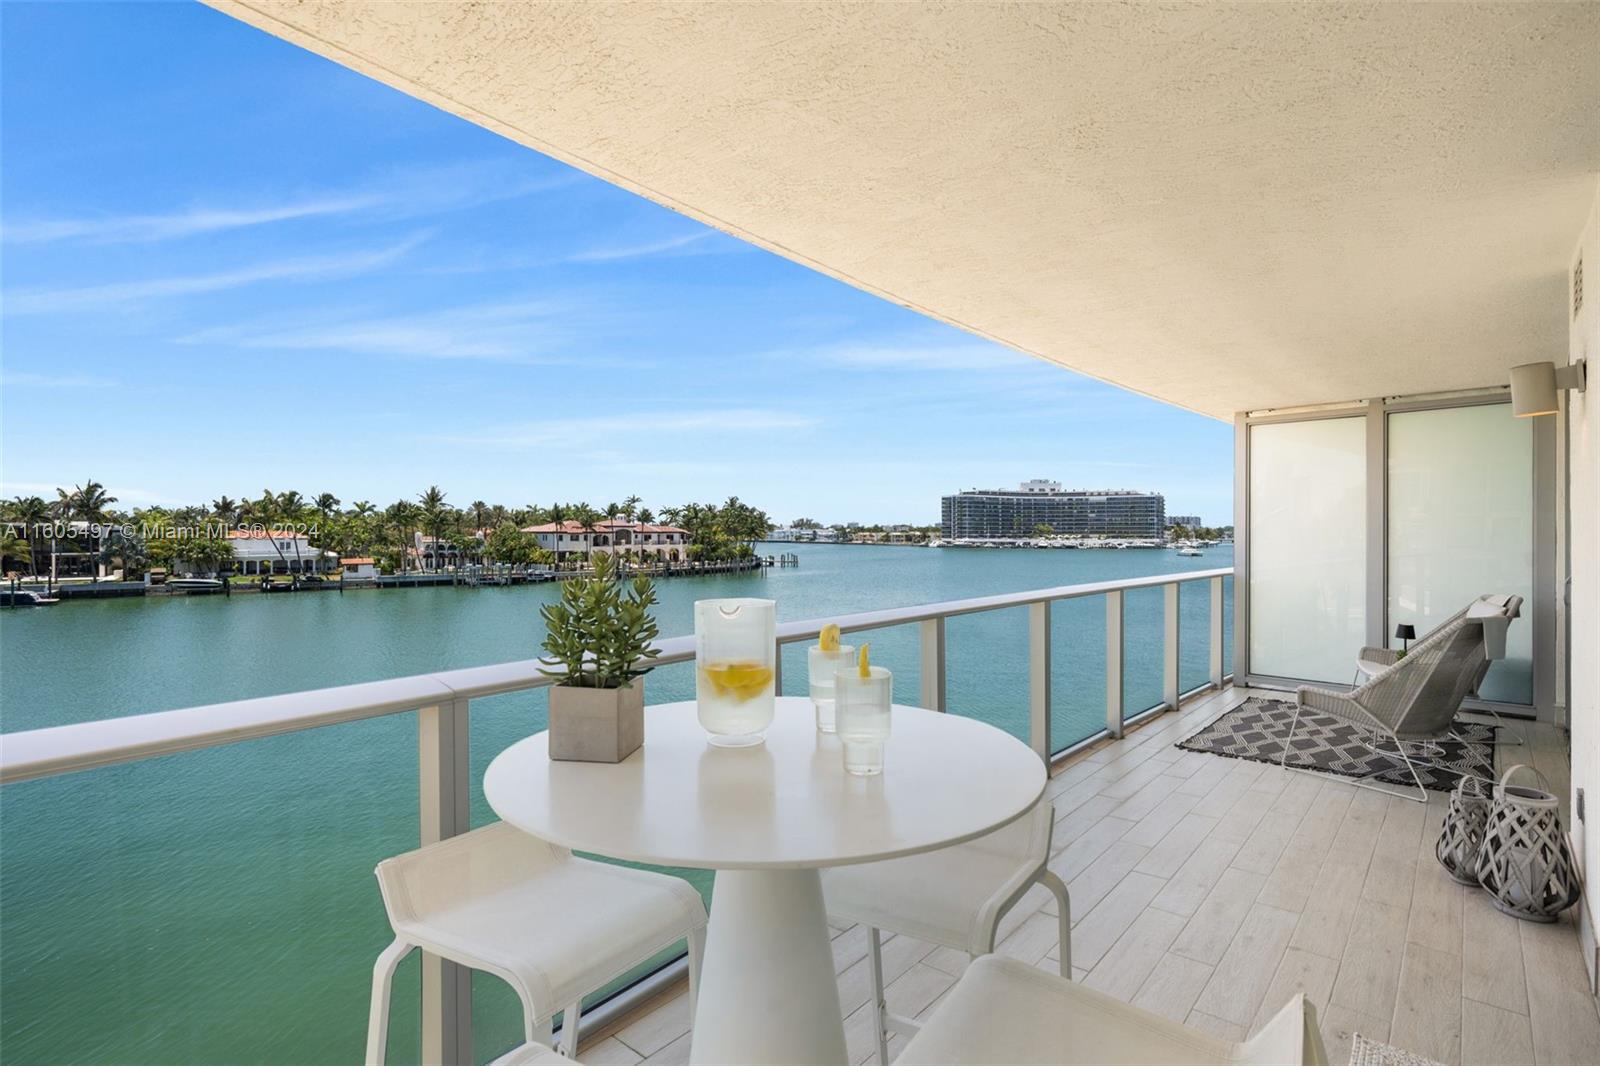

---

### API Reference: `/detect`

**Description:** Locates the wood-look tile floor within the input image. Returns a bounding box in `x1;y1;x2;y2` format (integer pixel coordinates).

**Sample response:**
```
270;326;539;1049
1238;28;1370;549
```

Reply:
580;686;1600;1066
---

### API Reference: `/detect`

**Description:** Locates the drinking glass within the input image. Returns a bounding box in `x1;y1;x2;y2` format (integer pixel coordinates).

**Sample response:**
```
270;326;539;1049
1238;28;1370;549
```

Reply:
807;644;856;733
835;666;892;775
695;598;776;747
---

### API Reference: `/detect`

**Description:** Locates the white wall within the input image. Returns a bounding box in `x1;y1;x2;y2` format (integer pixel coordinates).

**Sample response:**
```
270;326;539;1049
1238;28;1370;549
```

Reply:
1569;178;1599;992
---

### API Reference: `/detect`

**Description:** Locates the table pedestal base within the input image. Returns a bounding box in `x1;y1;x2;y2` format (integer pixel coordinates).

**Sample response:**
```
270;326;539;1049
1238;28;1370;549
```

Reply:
689;868;848;1065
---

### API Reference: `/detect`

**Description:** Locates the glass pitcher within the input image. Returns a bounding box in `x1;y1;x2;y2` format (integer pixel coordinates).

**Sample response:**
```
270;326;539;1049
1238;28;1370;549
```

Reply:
695;598;777;746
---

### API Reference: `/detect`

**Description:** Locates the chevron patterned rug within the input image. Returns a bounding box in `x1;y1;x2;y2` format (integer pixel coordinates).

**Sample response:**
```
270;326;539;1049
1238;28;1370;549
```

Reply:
1177;696;1496;793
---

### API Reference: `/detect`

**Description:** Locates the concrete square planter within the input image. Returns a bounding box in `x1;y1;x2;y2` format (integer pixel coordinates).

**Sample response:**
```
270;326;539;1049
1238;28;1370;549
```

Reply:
549;681;644;763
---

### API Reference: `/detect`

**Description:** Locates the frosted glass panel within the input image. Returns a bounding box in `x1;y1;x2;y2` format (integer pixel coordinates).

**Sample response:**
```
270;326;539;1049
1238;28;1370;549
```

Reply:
1249;418;1367;682
1388;405;1533;704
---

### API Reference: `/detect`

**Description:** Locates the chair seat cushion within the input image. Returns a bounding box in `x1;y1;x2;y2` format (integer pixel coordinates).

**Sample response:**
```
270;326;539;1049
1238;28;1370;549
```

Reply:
1355;655;1392;681
897;956;1235;1066
822;842;1037;954
395;855;704;1013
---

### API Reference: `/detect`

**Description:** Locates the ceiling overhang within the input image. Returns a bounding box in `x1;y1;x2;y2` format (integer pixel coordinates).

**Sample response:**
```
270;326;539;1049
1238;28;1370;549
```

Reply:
207;1;1600;419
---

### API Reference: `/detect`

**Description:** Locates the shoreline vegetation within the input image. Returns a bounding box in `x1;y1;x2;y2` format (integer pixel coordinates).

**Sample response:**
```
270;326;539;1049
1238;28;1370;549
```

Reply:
2;481;774;586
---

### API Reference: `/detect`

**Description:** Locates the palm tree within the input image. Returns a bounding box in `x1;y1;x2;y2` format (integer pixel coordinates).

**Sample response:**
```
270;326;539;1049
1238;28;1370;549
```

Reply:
1;528;33;575
418;486;449;571
276;490;306;519
385;500;419;574
315;493;341;521
6;495;51;575
622;495;642;521
605;501;623;521
243;489;278;524
351;501;376;518
211;496;239;523
637;507;655;525
58;480;117;524
56;481;118;576
471;500;488;533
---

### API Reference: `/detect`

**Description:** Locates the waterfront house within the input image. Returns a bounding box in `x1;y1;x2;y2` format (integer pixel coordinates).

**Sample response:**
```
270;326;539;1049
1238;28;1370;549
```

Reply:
412;532;486;571
19;520;109;581
521;519;690;563
4;5;1598;1066
339;557;379;583
224;529;332;576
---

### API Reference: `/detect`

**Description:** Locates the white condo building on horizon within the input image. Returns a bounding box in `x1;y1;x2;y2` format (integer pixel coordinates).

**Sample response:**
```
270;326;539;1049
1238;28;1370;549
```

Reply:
941;481;1167;540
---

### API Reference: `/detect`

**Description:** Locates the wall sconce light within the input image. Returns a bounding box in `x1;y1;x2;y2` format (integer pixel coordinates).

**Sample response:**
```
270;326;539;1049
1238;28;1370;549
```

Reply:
1509;359;1586;417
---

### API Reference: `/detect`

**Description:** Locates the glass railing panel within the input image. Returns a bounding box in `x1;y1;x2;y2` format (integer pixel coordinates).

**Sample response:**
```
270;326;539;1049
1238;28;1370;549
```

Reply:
0;717;422;1065
1050;595;1107;754
1223;574;1235;678
1178;579;1212;693
944;610;1027;741
1121;585;1164;719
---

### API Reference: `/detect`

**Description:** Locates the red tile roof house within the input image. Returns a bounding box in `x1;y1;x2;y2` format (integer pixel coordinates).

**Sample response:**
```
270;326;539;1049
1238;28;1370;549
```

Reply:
519;520;690;563
339;557;379;582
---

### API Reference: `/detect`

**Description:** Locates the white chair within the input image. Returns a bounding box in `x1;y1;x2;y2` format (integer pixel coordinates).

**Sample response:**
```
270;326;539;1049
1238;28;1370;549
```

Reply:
488;1043;570;1066
820;797;1069;1064
897;955;1330;1066
366;821;707;1064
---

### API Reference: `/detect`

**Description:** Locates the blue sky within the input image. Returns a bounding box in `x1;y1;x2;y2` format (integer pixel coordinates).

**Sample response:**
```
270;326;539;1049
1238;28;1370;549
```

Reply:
0;3;1232;525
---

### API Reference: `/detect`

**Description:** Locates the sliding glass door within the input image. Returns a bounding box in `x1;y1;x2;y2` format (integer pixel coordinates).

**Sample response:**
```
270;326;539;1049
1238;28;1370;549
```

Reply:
1248;417;1367;683
1388;404;1533;703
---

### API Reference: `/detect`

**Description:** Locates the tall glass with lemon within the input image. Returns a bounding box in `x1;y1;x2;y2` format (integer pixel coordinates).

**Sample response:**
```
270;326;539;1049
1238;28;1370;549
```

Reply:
807;624;856;734
836;645;893;775
694;598;776;746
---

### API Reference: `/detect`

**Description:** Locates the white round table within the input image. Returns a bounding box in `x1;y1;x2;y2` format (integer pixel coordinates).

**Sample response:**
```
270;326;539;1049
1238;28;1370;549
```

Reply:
483;697;1045;1066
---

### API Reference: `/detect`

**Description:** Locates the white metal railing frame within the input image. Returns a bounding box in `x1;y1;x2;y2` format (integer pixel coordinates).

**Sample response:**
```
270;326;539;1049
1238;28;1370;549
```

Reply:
0;565;1232;1062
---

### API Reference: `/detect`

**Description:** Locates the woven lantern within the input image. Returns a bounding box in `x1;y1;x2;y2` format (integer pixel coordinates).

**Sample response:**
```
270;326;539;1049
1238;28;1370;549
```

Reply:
1435;775;1491;885
1474;765;1581;922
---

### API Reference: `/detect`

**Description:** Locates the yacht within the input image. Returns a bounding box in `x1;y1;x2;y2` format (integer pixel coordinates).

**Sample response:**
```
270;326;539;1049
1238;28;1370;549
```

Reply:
0;589;60;606
168;577;225;592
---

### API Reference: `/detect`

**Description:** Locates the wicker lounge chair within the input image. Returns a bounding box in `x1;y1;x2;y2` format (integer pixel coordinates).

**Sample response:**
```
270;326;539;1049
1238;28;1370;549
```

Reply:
1287;594;1520;802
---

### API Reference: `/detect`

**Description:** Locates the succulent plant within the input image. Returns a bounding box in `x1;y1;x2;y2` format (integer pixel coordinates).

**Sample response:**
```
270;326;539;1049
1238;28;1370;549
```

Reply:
539;552;660;688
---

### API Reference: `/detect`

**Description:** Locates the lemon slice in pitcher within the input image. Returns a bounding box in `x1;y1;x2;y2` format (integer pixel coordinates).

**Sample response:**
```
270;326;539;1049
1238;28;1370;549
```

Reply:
702;660;774;702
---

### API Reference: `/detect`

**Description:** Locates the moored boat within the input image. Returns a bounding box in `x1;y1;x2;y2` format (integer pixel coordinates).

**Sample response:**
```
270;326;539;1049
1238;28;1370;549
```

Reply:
1;589;61;606
168;577;225;592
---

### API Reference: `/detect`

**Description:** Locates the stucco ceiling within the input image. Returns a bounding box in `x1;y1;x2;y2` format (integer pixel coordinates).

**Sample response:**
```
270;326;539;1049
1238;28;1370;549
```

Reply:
208;1;1599;419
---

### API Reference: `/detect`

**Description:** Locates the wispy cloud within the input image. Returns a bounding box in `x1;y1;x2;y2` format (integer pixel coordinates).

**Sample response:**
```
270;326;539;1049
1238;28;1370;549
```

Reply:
811;341;1016;372
175;298;568;362
1;161;577;246
0;372;117;388
1;195;383;245
566;231;717;263
437;408;820;449
4;235;426;315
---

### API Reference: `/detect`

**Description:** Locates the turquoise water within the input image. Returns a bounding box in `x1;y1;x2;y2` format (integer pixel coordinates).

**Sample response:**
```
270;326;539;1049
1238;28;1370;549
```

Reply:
0;543;1230;1064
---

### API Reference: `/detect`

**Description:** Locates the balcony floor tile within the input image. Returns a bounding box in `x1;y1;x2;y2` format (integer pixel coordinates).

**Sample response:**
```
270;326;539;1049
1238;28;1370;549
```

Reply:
582;686;1598;1066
